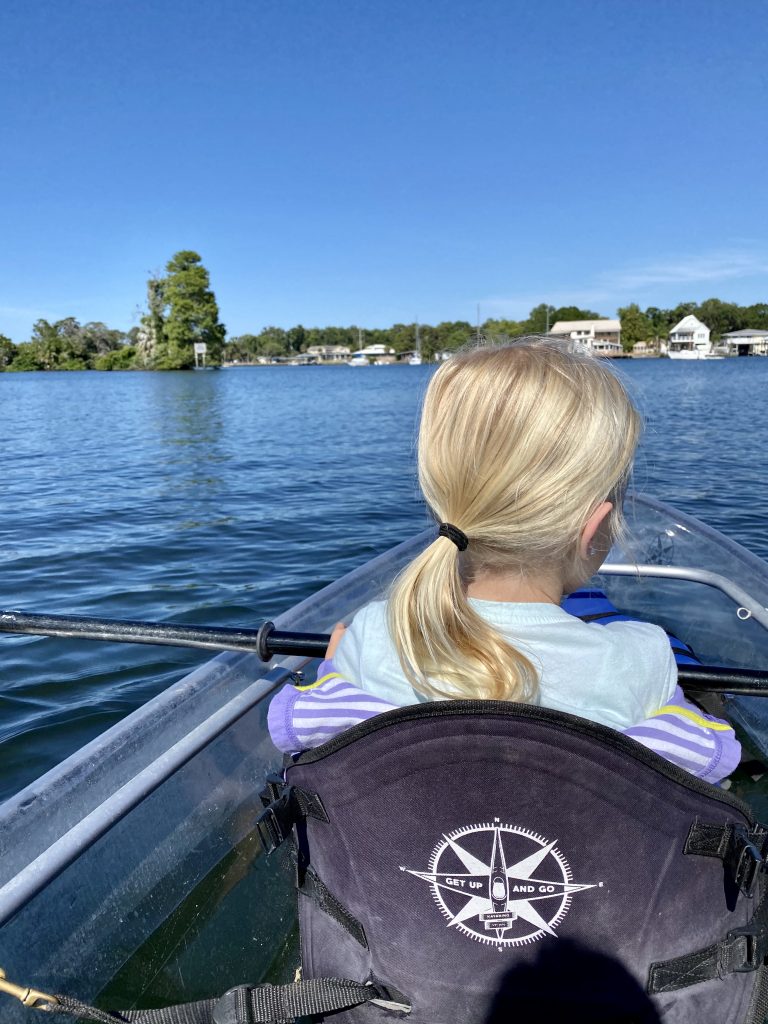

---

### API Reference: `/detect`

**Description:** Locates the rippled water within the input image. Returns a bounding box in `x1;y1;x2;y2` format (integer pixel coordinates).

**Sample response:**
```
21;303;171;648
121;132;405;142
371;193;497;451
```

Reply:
1;359;767;799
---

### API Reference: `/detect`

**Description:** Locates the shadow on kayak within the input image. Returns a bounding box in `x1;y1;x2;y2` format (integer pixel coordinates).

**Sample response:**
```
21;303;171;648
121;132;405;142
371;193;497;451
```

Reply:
484;939;660;1023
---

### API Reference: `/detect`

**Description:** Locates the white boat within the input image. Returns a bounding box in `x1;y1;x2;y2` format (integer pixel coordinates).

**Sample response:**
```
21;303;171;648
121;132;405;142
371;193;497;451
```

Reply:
2;495;768;1019
668;346;724;360
408;323;422;365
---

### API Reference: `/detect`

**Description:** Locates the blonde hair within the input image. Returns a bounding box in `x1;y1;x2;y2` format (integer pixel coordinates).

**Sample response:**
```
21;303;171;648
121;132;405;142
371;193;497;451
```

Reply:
388;336;642;702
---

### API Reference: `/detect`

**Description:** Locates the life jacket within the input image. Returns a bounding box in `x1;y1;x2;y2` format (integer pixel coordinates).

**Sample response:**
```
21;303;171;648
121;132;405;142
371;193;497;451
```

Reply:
258;700;768;1024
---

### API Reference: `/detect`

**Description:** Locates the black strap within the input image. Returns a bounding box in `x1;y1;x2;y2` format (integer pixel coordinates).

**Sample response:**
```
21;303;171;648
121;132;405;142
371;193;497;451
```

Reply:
648;822;768;993
256;779;328;856
299;865;369;949
648;888;768;993
46;980;410;1024
685;822;768;898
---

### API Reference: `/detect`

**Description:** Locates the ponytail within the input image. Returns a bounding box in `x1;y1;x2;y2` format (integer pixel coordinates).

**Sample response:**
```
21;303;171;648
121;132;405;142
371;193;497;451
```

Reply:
387;533;538;701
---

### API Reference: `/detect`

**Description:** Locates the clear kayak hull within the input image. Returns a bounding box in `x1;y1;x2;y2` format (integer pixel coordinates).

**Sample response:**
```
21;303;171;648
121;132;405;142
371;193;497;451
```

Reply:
1;495;767;1018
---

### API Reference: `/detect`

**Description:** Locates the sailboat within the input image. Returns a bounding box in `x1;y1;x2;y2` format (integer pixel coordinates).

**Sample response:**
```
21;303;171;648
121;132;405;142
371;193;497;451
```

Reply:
408;322;422;365
348;328;369;366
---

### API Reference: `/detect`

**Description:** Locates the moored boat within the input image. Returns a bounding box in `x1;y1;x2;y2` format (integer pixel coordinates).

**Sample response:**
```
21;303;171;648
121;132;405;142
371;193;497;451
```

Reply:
2;495;768;1020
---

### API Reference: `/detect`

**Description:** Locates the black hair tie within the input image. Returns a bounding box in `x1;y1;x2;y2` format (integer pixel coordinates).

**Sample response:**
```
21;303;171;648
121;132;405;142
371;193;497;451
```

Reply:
438;522;469;551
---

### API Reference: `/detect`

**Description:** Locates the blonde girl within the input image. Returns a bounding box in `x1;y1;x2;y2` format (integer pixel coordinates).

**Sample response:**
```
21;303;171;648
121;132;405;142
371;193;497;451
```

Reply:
333;337;677;729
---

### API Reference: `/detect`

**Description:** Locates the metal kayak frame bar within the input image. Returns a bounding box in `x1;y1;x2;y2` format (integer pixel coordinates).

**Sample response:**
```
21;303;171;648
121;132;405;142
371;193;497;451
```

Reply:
600;563;768;632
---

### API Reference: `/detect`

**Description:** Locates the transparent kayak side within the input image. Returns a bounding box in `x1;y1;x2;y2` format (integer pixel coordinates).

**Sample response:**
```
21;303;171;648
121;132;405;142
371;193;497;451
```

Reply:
603;494;768;671
601;495;768;760
1;495;768;1019
0;531;429;1019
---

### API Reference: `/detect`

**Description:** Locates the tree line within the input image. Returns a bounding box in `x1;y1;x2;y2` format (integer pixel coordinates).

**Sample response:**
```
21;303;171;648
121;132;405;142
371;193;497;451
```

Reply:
1;251;767;371
0;251;225;371
220;298;768;362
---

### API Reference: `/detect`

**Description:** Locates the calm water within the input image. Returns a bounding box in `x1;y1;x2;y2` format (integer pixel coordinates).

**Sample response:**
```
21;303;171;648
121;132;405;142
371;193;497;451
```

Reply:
1;359;767;800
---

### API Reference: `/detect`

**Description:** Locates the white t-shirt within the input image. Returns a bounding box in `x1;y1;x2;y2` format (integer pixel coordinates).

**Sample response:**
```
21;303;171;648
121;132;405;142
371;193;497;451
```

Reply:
333;599;677;731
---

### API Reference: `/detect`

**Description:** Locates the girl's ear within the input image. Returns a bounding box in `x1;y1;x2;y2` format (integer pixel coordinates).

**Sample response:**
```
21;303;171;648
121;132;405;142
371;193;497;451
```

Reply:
579;501;613;560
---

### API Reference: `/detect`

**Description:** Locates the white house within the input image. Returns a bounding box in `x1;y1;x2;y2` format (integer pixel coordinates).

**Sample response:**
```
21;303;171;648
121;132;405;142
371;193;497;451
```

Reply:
548;319;622;355
720;329;768;357
307;345;351;357
667;315;712;359
358;344;395;356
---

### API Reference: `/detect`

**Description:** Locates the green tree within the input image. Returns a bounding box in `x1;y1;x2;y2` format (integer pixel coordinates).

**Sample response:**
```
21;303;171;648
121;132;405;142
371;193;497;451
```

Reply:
482;318;524;337
696;298;741;340
81;321;127;355
644;307;671;341
0;334;16;369
160;251;225;369
550;305;602;324
618;303;653;351
26;318;89;369
94;345;137;370
524;304;557;334
256;327;288;357
286;325;308;353
669;302;698;327
432;321;473;353
226;334;261;361
136;278;165;366
8;342;43;370
745;304;768;330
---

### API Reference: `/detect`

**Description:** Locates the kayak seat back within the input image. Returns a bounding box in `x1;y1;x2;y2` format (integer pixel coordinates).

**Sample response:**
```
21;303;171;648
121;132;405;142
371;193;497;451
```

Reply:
268;700;768;1024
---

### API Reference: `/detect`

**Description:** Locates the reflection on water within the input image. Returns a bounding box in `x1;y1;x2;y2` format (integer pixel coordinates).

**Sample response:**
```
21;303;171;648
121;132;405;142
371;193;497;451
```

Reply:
0;359;767;798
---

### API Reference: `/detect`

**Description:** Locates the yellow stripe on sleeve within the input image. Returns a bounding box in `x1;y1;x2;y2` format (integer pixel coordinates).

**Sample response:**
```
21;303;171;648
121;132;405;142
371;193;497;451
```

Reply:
652;705;733;732
295;672;343;692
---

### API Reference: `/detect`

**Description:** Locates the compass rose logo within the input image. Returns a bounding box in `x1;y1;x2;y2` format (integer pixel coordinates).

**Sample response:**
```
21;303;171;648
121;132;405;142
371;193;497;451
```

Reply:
401;818;602;949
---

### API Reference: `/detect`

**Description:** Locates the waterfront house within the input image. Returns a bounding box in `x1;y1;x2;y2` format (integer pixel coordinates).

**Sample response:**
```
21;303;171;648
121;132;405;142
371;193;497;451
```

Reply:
668;315;712;358
631;340;658;358
720;329;768;357
548;319;622;355
306;345;351;362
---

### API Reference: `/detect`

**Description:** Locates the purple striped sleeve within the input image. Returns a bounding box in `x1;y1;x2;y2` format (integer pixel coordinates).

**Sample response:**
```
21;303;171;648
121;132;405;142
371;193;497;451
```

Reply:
267;659;397;753
622;686;741;784
268;667;741;784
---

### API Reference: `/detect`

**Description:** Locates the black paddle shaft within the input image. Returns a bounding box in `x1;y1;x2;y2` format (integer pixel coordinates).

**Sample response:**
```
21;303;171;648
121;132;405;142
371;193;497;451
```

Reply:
0;611;330;662
2;610;768;694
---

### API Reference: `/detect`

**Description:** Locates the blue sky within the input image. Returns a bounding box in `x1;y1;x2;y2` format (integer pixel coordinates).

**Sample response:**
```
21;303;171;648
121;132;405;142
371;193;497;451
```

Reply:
1;0;766;341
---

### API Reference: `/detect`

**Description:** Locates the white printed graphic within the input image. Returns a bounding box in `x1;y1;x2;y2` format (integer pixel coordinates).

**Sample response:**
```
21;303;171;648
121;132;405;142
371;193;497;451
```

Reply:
401;819;601;949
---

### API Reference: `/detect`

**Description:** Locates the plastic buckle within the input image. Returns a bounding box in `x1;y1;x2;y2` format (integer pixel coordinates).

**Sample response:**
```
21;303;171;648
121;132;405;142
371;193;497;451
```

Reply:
255;788;295;856
729;826;764;898
212;986;254;1024
259;772;287;809
255;806;283;856
725;927;763;973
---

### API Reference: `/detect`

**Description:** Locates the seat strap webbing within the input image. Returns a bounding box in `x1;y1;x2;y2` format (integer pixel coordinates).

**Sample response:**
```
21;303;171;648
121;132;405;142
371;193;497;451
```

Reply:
46;979;410;1024
299;865;369;949
648;886;768;994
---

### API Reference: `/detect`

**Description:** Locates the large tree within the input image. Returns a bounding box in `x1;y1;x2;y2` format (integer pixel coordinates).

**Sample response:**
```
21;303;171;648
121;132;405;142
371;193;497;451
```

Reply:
618;304;653;351
160;251;225;368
